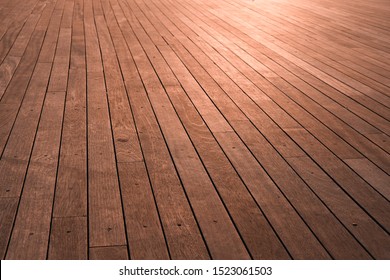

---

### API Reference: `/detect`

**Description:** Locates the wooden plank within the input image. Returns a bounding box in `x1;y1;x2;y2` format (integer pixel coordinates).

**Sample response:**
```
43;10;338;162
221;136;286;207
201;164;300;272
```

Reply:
118;0;290;259
231;120;371;259
48;217;88;260
145;0;380;260
276;0;390;57
0;9;58;249
127;0;367;257
117;162;169;260
258;1;390;76
155;0;365;159
287;156;390;259
0;28;47;153
70;22;86;69
38;7;64;63
156;44;328;259
52;0;87;219
169;0;390;172
6;91;65;260
47;28;71;92
86;62;127;248
285;128;390;230
0;198;18;259
0;0;42;61
163;85;290;259
0;56;21;100
94;9;143;164
90;246;128;260
0;23;24;63
366;133;390;154
119;89;210;260
344;158;390;201
227;0;390;86
214;131;331;259
0;104;16;155
195;0;390;110
116;0;251;260
0;0;388;261
52;68;87;218
0;0;57;156
0;62;52;197
7;14;41;57
221;1;390;106
84;0;127;248
108;0;211;260
0;0;56;98
95;4;168;259
0;7;71;260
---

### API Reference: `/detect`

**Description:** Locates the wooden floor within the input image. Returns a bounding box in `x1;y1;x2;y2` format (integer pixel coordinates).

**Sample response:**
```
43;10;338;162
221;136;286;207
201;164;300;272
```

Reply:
0;0;389;260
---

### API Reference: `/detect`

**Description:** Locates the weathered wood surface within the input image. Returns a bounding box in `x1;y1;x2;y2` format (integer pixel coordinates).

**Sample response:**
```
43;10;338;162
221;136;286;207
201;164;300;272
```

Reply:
0;0;389;259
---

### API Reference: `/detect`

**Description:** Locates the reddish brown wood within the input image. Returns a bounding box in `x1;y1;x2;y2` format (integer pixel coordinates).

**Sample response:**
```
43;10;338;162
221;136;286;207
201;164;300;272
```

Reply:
0;0;389;260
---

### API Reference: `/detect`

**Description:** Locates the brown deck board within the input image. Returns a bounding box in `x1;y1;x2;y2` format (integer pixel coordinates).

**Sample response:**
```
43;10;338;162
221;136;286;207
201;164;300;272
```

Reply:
121;0;290;259
6;91;65;260
0;0;389;260
96;1;169;259
108;2;210;259
118;0;251;259
89;245;128;260
48;216;88;259
86;0;127;249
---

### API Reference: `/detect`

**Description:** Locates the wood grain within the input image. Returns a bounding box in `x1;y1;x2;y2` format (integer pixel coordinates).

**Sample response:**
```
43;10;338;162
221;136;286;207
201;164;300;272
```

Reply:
0;0;389;259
